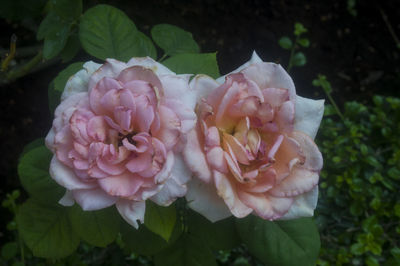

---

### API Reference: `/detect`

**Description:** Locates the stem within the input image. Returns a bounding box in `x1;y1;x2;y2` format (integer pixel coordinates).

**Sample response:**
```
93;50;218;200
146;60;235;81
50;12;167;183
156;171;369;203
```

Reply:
0;45;42;58
158;54;168;63
5;51;43;82
325;89;346;122
287;35;299;73
10;200;25;265
379;8;400;49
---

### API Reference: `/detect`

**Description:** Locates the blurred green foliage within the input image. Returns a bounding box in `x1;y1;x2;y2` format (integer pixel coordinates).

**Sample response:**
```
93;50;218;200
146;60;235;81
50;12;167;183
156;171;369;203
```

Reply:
316;96;400;265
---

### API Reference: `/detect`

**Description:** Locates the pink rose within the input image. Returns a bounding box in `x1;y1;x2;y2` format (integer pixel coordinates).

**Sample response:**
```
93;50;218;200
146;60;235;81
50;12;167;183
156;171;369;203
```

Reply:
183;52;324;222
46;57;196;228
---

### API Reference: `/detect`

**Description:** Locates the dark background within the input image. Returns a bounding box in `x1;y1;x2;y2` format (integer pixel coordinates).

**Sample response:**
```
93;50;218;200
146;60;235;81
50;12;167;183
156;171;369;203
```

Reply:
1;0;399;241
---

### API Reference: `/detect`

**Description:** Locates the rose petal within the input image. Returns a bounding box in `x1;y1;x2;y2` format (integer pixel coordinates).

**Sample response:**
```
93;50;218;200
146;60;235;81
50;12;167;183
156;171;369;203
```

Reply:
280;186;319;220
72;188;118;210
98;172;144;197
182;127;212;183
186;177;232;222
50;156;96;190
116;199;145;229
294;96;325;139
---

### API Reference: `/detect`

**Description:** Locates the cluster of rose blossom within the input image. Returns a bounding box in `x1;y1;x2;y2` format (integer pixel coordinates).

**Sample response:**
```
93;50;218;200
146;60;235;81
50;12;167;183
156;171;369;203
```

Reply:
45;52;324;227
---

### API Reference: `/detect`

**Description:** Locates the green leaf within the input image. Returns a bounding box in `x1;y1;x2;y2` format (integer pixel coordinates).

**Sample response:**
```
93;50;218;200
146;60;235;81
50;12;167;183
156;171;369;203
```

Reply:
297;38;310;47
292;52;307;67
121;217;182;255
1;242;18;260
16;199;79;259
49;62;84;113
294;22;308;36
236;216;320;266
37;0;82;59
188;210;240;251
144;201;176;241
69;205;120;247
54;62;84;93
49;0;82;21
163;53;220;78
60;32;81;62
278;36;293;50
154;234;218;266
79;4;156;61
151;24;200;56
43;24;71;59
18;146;64;203
20;138;45;158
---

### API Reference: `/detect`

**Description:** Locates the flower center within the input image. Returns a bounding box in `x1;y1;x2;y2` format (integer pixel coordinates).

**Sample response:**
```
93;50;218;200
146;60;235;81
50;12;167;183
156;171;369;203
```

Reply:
117;132;137;147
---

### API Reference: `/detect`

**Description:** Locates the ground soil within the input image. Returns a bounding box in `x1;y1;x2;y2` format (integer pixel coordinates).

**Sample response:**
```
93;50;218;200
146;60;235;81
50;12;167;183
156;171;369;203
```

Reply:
0;0;399;241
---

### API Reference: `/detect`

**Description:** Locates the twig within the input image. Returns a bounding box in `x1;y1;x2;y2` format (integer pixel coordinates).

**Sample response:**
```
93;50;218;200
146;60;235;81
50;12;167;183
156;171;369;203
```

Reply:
5;51;43;82
379;8;400;49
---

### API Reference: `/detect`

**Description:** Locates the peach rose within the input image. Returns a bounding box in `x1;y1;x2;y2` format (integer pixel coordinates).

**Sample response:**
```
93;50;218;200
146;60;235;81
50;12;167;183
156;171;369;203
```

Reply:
46;57;196;228
183;52;324;222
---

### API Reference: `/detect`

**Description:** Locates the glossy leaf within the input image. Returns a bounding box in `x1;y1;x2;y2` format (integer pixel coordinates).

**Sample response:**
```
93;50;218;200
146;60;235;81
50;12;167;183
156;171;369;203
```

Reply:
163;53;220;78
236;216;320;266
144;201;176;241
16;199;79;259
18;146;64;203
69;205;120;247
121;217;182;255
79;4;156;61
188;210;240;251
151;24;199;56
154;234;217;266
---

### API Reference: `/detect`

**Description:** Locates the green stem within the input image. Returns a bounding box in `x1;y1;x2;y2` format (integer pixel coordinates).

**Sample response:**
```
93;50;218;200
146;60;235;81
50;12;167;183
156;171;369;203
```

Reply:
10;200;25;265
380;8;400;49
158;54;168;63
324;89;345;122
5;51;43;82
287;35;299;73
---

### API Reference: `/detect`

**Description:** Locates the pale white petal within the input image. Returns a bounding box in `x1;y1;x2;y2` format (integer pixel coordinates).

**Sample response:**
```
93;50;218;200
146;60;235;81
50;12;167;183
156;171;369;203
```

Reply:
72;188;117;210
127;56;174;75
49;156;97;190
294;96;325;139
116;199;145;229
58;190;74;206
280;186;319;219
61;61;101;100
190;74;220;103
216;51;263;84
160;75;197;110
151;178;187;206
186;177;232;222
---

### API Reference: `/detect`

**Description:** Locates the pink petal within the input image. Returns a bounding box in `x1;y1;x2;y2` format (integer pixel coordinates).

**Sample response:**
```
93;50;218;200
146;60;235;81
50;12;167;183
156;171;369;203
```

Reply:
262;88;289;108
117;66;163;96
205;126;220;148
182;127;212;183
154;105;180;150
237;190;293;220
206;146;228;173
276;101;295;132
87;116;107;142
98;172;144;197
49;156;96;190
213;171;253;218
90;77;123;115
126;153;152;173
96;158;125;175
72;188;118;211
223;133;251;165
